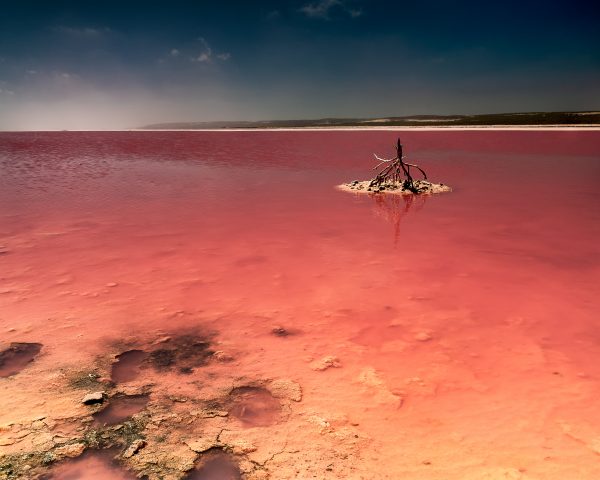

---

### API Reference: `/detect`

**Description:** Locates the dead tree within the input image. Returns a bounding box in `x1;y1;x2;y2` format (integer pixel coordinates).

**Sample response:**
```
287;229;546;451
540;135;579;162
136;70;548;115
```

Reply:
369;138;427;193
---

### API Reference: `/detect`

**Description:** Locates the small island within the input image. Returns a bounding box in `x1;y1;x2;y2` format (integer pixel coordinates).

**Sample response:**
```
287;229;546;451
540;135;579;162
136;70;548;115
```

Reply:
338;138;452;195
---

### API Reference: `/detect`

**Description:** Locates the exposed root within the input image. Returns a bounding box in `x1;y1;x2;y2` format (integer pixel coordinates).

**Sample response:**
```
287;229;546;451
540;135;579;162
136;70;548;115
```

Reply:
370;138;427;193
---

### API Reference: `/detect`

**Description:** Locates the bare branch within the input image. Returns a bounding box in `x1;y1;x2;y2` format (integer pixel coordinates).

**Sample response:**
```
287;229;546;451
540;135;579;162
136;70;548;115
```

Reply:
369;138;428;192
373;154;396;162
405;163;427;180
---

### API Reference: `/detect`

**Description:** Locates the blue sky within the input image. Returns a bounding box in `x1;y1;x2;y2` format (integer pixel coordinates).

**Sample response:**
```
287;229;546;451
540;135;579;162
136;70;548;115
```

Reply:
0;0;599;129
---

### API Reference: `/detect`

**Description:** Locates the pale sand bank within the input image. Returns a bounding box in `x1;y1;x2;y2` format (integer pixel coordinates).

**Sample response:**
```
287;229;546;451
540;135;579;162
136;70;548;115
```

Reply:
338;179;452;195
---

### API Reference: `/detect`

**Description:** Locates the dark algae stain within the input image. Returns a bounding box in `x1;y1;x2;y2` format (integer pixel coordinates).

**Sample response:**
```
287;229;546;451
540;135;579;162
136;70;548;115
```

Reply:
0;342;42;377
149;348;176;369
147;335;214;373
109;333;215;382
69;371;103;390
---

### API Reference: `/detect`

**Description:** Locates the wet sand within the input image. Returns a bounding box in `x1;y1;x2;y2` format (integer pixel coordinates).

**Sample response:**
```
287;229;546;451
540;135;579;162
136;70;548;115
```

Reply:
1;130;599;479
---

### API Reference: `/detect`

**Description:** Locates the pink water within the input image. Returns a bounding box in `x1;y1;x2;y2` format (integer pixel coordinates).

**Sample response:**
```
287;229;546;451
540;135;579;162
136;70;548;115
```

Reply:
41;450;138;479
1;130;599;479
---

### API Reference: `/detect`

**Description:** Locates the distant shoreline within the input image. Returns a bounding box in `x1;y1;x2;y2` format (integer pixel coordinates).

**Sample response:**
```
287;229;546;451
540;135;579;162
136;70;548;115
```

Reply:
139;111;600;131
133;125;600;132
2;125;600;133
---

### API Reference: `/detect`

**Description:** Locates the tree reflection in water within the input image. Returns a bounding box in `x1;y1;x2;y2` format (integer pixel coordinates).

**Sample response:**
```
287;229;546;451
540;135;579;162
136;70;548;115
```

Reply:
370;193;428;244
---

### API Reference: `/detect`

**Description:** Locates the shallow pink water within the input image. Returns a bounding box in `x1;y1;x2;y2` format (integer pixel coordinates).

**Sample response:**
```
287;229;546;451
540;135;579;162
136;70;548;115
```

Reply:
1;130;599;478
42;450;138;479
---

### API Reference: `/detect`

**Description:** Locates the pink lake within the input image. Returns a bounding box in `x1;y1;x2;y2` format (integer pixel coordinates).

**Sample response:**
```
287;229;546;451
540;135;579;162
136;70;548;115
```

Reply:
0;130;599;479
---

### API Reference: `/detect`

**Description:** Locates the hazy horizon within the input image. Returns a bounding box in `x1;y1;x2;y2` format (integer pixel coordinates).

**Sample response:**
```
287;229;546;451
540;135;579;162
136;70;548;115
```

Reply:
2;109;600;132
1;1;599;130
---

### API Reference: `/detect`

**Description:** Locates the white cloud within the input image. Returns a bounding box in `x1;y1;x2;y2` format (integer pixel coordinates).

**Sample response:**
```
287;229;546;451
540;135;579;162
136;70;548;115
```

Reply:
216;53;231;61
300;0;362;19
170;49;180;57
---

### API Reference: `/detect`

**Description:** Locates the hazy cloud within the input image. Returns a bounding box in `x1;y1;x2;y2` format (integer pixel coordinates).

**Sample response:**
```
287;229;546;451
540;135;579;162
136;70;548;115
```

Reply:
300;0;361;19
159;38;230;65
191;37;212;62
193;52;211;63
265;10;281;20
0;79;16;97
53;26;112;37
188;38;229;64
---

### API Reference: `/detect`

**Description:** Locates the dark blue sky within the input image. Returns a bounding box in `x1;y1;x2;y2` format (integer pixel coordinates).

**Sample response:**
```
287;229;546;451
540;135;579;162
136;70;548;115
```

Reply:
1;0;599;129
